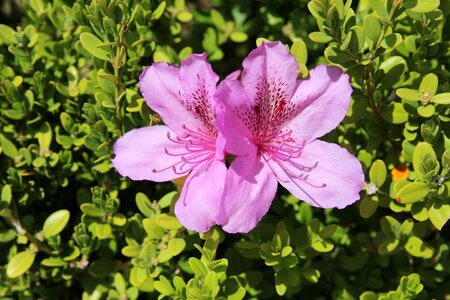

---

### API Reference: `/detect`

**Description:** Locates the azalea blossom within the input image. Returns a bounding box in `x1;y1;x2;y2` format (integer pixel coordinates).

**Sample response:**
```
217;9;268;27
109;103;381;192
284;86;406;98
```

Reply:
216;42;365;233
111;54;227;232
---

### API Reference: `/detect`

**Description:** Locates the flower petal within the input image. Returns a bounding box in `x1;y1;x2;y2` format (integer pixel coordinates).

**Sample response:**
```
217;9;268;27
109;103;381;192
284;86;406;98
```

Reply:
268;140;364;209
139;63;199;136
175;160;227;232
139;54;219;136
215;80;254;155
221;144;278;233
286;65;352;141
179;53;220;133
239;41;299;134
111;125;187;182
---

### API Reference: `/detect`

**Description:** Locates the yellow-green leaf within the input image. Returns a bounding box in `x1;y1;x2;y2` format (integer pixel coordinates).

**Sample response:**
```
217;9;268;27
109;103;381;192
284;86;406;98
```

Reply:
42;209;70;238
79;32;110;60
7;251;36;278
396;182;428;204
369;160;387;187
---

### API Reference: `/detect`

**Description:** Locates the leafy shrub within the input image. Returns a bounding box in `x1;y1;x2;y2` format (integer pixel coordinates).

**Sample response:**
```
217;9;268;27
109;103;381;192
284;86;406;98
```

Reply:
0;0;449;298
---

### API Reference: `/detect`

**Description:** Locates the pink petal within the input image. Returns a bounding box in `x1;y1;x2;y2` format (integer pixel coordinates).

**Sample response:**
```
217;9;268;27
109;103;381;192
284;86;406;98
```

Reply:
139;54;219;136
175;160;227;232
215;80;254;155
268;140;364;209
239;42;299;134
221;144;278;233
285;65;352;141
112;125;189;182
224;70;241;81
139;63;200;136
179;53;220;133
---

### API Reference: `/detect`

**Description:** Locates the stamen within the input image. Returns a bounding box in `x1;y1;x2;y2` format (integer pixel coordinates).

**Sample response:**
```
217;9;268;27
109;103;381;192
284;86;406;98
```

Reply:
260;130;325;189
153;129;216;178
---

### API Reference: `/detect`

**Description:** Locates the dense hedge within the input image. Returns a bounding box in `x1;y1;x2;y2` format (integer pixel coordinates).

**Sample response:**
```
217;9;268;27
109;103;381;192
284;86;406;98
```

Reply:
0;0;449;299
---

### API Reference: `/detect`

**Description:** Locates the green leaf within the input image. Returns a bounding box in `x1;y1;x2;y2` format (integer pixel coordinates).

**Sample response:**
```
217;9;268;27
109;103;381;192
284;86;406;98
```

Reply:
42;209;70;238
347;26;365;53
155;213;183;230
403;0;440;13
417;105;435;118
413;142;439;181
80;203;104;217
309;32;333;43
0;24;17;44
396;88;420;101
369;160;387;187
363;15;381;41
360;291;378;300
419;73;438;95
79;32;110;60
381;216;401;236
96;223;112;239
151;1;166;21
136;192;153;218
396;182;428;204
142;218;164;239
41;257;65;267
0;134;18;159
380;103;408;124
360;196;378;218
153;49;172;63
274;271;288;296
378;238;399;255
320;224;337;239
433;93;450;104
159;191;178;209
114;273;127;294
211;9;226;30
405;236;433;258
60;112;74;132
189;257;207;277
153;275;175;295
381;33;402;49
369;0;388;16
1;184;12;205
36;122;52;156
442;150;450;171
167;238;186;256
88;258;115;277
6;251;36;278
177;11;193;22
121;245;141;257
230;32;248;43
377;56;407;89
428;202;450;230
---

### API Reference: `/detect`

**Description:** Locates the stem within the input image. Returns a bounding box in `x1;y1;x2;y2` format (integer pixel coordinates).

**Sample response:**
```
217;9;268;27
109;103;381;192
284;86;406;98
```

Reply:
364;3;400;136
5;217;53;254
374;3;398;50
113;21;127;137
3;194;53;254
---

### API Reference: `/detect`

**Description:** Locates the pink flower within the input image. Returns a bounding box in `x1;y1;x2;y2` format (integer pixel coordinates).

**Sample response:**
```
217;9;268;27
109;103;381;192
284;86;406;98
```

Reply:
216;42;365;233
111;54;227;232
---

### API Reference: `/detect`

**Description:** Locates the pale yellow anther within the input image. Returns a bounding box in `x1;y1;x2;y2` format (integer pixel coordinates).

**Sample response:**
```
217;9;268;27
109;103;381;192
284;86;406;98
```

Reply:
420;89;433;105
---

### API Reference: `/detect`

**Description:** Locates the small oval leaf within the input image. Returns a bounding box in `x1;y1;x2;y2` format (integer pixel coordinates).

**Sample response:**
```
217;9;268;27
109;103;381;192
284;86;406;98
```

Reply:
7;251;36;278
42;209;70;238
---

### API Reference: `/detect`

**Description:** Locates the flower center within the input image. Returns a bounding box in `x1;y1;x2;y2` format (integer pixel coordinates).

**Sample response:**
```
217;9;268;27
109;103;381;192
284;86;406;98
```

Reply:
152;124;216;176
420;90;433;105
260;130;326;189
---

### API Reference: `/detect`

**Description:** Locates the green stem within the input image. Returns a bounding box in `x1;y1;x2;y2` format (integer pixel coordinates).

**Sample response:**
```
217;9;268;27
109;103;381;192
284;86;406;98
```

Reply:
6;217;53;254
113;22;127;137
4;194;53;254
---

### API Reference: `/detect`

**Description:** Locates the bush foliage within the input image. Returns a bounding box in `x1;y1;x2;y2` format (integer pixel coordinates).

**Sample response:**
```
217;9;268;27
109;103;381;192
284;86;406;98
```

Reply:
0;0;449;298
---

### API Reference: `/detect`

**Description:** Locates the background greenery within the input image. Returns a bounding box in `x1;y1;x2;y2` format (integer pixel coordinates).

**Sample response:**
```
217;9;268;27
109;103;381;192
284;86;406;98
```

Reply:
0;0;449;298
